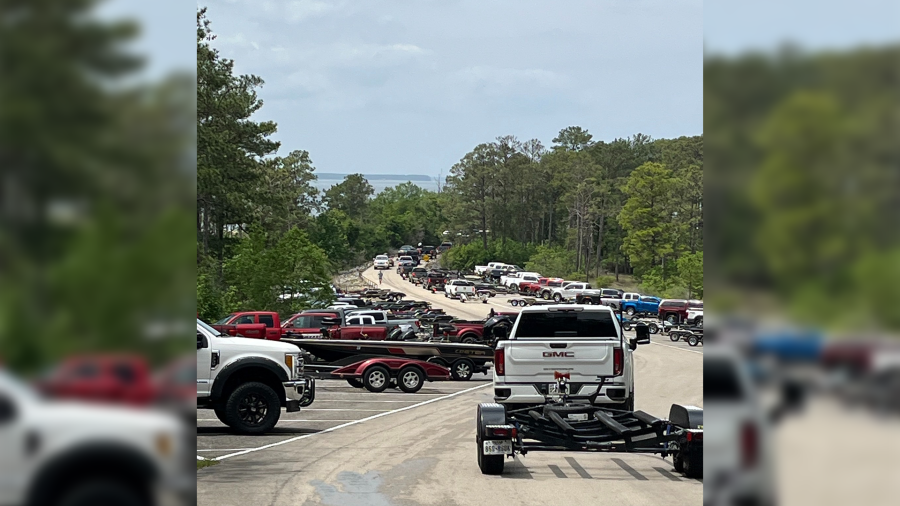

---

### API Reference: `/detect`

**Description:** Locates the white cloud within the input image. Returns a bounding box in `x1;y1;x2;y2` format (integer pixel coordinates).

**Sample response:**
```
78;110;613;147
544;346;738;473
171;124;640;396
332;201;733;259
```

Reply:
285;0;339;22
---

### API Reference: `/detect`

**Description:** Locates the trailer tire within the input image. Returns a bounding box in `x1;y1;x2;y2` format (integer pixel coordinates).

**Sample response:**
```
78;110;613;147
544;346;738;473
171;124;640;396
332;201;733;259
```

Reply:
683;446;703;479
363;365;391;393
510;299;518;307
670;332;681;342
623;322;632;331
398;366;425;393
451;359;475;381
476;403;507;475
648;323;659;334
347;378;364;388
688;335;700;347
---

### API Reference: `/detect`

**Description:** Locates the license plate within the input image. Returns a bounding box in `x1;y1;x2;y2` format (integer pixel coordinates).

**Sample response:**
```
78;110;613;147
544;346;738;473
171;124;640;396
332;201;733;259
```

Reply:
567;413;588;421
483;440;512;455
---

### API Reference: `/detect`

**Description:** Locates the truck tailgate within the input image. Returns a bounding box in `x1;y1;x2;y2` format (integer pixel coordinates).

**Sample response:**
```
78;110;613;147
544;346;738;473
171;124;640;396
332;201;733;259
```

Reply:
503;340;617;383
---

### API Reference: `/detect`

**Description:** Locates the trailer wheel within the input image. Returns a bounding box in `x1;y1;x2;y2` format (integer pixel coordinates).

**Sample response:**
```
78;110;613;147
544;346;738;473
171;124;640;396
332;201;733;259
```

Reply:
688;335;700;347
451;359;475;381
347;378;364;388
623;322;632;331
476;403;506;475
682;446;703;479
510;299;518;307
398;366;425;393
648;323;659;334
363;365;391;393
670;332;681;342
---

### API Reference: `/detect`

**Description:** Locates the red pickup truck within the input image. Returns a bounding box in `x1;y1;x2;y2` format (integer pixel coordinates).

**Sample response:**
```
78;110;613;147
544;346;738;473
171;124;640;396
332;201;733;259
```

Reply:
211;311;283;340
522;277;565;298
36;354;157;407
281;311;338;338
432;320;485;344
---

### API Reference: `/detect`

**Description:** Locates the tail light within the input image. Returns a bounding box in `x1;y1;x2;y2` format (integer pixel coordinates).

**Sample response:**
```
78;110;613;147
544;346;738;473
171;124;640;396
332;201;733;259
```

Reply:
613;347;623;376
415;320;421;328
686;431;703;443
741;422;758;469
494;348;505;376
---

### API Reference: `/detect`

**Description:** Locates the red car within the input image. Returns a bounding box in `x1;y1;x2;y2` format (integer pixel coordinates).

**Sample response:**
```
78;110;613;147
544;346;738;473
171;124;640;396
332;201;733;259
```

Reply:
332;358;450;393
37;354;157;407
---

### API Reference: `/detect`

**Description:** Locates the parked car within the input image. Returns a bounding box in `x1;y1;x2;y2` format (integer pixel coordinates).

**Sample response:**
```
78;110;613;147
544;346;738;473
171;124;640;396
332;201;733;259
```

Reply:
658;299;704;324
373;254;390;269
445;279;477;299
438;241;453;252
36;355;157;407
212;311;283;340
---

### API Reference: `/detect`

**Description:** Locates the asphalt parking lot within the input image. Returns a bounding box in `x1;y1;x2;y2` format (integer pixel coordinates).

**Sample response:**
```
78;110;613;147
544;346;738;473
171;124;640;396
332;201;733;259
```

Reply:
197;374;494;460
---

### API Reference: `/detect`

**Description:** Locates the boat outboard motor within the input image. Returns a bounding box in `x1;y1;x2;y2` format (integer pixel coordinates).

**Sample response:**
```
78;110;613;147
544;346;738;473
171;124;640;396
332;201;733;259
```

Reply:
484;315;514;348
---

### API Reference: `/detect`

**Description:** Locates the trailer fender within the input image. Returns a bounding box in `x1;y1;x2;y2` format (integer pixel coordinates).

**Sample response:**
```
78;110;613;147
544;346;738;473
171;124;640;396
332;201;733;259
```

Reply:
668;404;703;430
477;403;507;438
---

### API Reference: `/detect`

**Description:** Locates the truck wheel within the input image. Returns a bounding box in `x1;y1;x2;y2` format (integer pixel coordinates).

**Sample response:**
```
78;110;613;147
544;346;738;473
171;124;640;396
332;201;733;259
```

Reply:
347;378;364;388
398;366;425;393
688;335;700;347
214;404;228;424
648;323;659;334
554;293;562;303
224;382;281;434
695;317;703;328
666;314;678;324
363;365;391;393
626;307;636;316
55;479;144;506
451;359;474;381
461;334;477;344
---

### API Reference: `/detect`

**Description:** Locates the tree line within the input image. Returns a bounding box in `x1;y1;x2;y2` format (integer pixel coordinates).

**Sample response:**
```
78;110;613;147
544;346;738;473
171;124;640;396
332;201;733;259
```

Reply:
196;9;703;322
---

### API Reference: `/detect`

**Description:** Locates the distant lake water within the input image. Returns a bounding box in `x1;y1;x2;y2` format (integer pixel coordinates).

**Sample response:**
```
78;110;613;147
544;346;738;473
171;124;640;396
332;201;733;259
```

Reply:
313;176;442;195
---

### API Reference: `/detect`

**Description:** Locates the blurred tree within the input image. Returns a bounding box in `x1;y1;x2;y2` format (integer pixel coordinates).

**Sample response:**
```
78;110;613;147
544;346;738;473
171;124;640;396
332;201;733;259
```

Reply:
323;174;374;220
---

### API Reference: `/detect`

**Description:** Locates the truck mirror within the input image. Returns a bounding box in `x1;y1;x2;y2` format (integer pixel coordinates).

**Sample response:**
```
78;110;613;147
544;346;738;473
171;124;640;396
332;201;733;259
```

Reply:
197;332;207;349
634;324;651;344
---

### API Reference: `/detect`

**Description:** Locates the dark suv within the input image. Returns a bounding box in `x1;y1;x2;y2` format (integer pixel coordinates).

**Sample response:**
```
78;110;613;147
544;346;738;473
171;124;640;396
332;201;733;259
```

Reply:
423;271;447;290
658;299;704;324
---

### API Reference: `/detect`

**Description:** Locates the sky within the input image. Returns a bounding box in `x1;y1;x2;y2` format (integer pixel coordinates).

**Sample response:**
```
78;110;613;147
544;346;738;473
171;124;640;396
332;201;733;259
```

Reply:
199;0;704;177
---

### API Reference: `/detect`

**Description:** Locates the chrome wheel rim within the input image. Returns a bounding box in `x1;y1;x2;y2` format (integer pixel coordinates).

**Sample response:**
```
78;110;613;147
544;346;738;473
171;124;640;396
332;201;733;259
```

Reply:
369;370;386;388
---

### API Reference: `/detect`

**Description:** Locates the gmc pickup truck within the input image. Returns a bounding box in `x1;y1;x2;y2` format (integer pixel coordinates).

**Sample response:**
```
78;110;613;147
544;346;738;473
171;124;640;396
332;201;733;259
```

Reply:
492;305;649;410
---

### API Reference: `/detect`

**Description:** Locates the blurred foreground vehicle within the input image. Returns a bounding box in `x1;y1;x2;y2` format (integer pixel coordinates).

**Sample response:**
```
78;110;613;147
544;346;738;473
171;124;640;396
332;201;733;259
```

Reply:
0;369;190;506
36;355;157;407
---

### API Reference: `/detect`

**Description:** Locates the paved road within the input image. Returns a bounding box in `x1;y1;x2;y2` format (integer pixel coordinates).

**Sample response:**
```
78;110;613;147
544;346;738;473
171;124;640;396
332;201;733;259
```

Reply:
198;266;703;506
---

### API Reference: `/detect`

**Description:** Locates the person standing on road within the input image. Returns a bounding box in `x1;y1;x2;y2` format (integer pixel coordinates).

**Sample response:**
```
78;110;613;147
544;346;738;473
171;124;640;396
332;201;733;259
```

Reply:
378;270;383;285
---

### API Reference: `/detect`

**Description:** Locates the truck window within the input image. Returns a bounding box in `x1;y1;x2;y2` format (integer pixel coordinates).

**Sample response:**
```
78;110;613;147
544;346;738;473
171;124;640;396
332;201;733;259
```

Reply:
515;312;618;339
112;363;137;384
233;315;254;325
214;314;236;325
704;359;745;401
259;314;275;327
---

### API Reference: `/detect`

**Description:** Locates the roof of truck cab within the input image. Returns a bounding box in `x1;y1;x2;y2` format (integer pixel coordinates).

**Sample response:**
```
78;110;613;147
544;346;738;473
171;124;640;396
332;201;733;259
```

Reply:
519;304;614;314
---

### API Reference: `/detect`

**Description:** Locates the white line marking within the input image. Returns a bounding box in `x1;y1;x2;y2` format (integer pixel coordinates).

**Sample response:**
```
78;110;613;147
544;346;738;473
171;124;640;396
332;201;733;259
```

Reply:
210;382;491;461
649;341;704;354
198;448;255;452
309;399;438;403
198;419;357;423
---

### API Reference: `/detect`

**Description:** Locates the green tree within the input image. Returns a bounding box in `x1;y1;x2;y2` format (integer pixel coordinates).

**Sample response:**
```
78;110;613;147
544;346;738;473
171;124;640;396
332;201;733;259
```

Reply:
676;252;703;298
617;162;679;275
323;174;374;220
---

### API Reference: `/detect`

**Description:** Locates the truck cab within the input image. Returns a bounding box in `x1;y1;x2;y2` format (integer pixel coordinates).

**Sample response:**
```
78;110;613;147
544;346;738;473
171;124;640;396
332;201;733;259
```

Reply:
212;311;282;340
492;305;649;410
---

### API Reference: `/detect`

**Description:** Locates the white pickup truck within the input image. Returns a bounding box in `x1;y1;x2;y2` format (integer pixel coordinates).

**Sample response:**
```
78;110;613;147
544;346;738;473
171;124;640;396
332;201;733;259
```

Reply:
492;305;650;410
548;282;603;303
445;279;477;300
474;262;508;275
500;272;541;291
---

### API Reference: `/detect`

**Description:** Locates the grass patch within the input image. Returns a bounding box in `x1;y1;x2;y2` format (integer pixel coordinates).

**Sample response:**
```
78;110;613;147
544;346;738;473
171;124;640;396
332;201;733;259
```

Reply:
197;458;219;470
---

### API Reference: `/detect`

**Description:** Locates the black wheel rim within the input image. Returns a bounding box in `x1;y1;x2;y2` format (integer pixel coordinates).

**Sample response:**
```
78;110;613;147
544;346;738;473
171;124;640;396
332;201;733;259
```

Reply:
237;393;268;425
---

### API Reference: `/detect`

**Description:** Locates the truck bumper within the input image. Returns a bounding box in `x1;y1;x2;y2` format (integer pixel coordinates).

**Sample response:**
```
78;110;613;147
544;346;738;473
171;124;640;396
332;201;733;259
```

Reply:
284;377;315;412
494;381;630;405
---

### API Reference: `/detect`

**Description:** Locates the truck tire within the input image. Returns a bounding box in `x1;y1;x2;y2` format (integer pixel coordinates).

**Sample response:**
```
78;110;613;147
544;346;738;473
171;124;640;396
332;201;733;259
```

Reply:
398;366;425;393
476;403;506;475
672;446;684;473
554;293;563;303
363;365;391;393
56;479;144;506
688;335;700;347
666;314;678;324
626;307;636;316
214;404;228;424
695;317;703;328
461;334;477;344
347;378;364;388
541;291;549;300
224;381;281;434
451;359;474;381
